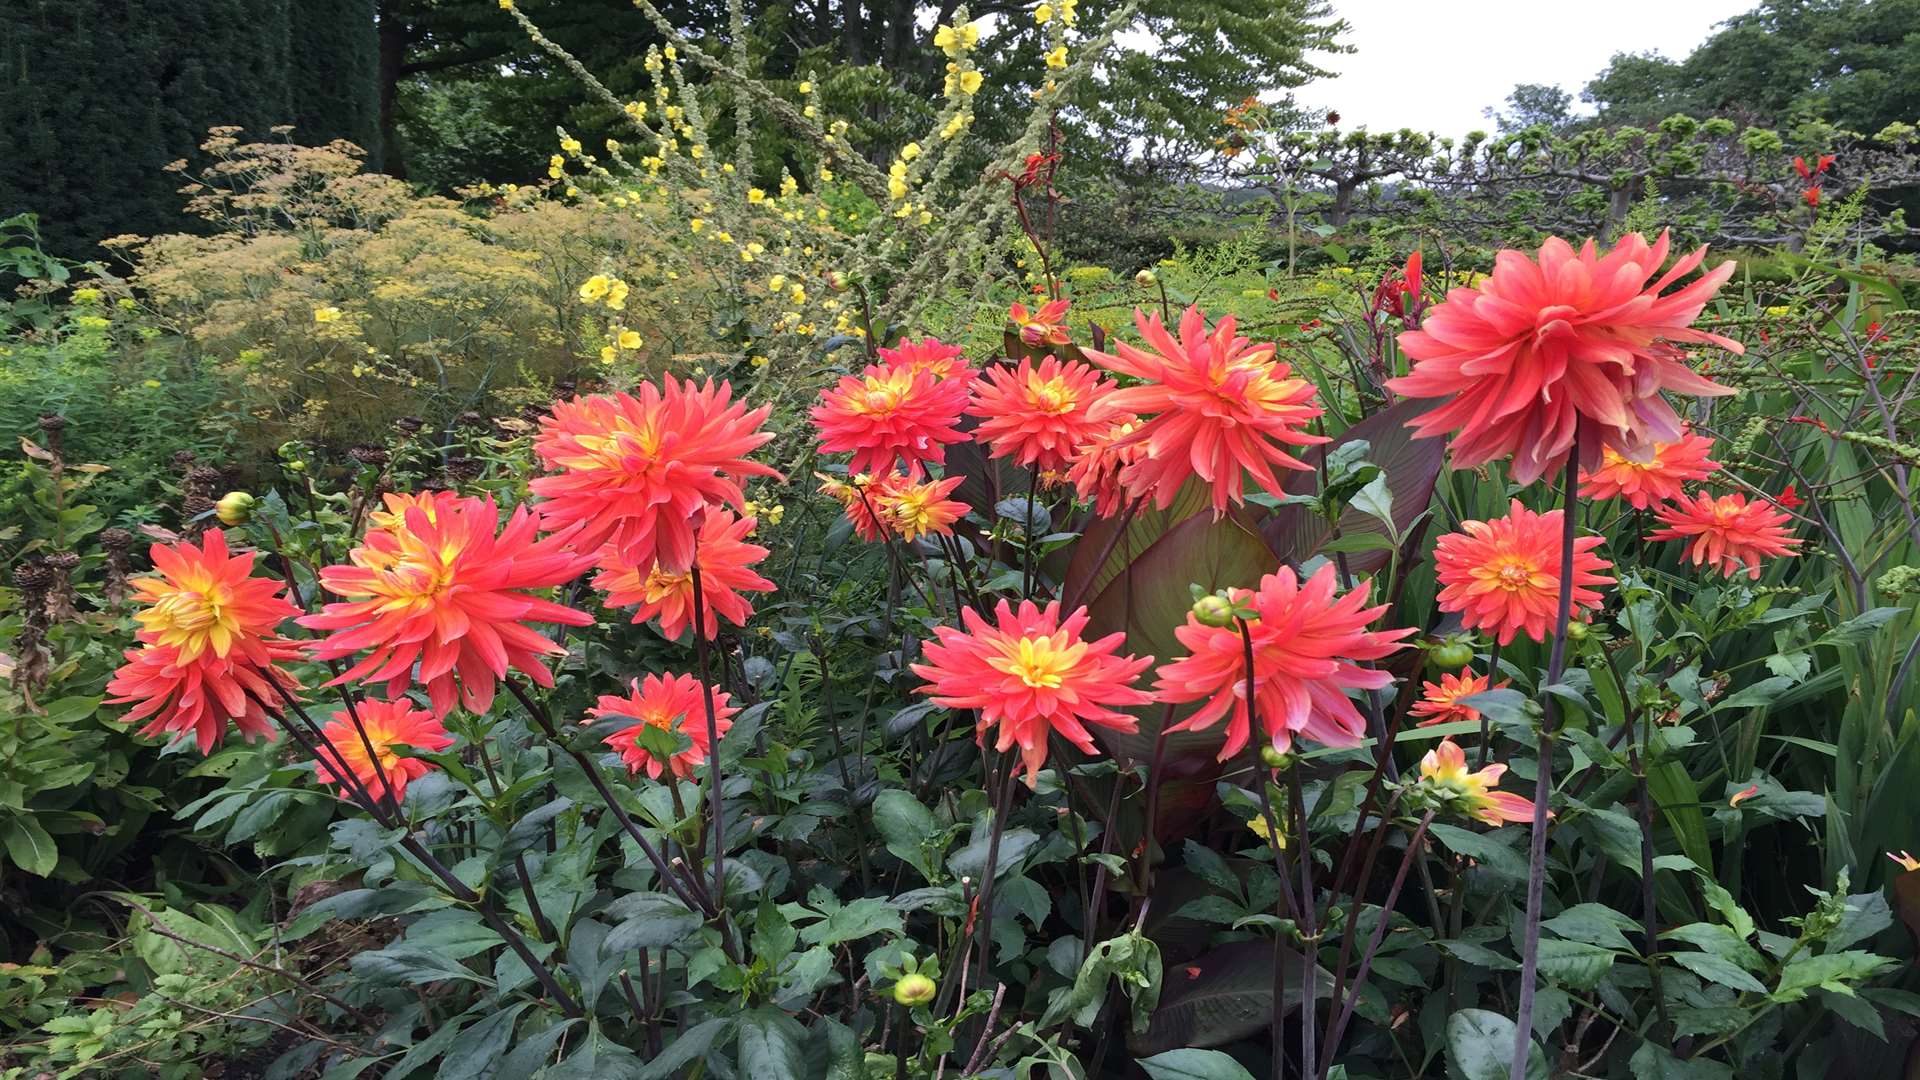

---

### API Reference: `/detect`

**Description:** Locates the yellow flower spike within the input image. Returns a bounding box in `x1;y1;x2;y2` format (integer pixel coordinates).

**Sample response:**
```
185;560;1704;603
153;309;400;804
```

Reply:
959;70;983;95
1045;46;1067;69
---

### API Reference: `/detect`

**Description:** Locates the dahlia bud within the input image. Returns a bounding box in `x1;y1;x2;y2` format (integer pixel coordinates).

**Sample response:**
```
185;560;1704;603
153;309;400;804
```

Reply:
1259;745;1294;770
1134;269;1156;287
892;973;937;1006
1191;592;1236;628
215;491;256;525
826;270;849;291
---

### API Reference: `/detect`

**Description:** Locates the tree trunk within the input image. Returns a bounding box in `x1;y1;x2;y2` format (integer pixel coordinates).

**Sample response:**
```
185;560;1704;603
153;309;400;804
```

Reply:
376;0;409;179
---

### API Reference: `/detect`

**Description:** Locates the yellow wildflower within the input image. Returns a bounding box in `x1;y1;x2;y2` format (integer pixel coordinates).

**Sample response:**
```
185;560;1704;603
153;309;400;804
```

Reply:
618;329;643;349
690;217;705;233
579;275;610;302
959;70;983;95
313;306;342;323
1045;46;1067;69
749;187;767;203
1034;2;1053;20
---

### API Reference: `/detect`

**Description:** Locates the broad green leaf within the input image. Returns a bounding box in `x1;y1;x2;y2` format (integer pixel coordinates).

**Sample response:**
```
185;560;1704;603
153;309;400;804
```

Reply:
872;789;942;882
2;816;57;877
1444;1009;1547;1080
1136;1049;1257;1080
436;1003;529;1079
1772;950;1896;1001
636;1018;730;1080
736;1008;809;1078
1543;904;1638;952
1666;949;1767;994
1535;939;1616;991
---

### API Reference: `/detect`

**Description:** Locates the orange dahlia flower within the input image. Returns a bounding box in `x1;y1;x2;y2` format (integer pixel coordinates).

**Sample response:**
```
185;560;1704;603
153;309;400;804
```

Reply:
877;474;969;541
912;600;1153;783
108;529;306;753
1577;431;1720;509
1648;490;1801;579
589;672;737;780
300;494;596;716
531;381;779;573
1388;231;1740;486
1157;564;1412;760
594;509;773;640
817;472;893;542
812;361;971;476
1066;414;1145;517
1410;669;1507;727
312;698;453;805
107;643;302;754
1010;298;1072;348
130;529;301;665
1433;499;1613;646
968;355;1117;474
1084;306;1326;515
1416;739;1533;825
878;336;972;380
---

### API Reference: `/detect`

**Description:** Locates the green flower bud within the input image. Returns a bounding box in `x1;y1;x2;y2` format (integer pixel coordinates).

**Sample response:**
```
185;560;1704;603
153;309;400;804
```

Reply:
1134;269;1157;287
892;973;937;1006
1259;745;1293;769
1192;593;1236;628
215;491;256;525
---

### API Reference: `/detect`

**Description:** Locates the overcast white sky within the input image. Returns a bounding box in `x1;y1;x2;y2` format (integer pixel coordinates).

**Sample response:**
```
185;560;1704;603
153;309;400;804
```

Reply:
1293;0;1757;137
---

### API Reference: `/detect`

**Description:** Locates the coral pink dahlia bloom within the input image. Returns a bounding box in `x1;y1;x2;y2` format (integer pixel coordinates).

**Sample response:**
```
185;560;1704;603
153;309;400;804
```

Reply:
590;672;737;780
912;600;1153;783
594;509;774;640
312;698;454;805
1433;499;1613;646
1084;305;1326;515
1648;490;1801;579
1388;230;1740;486
812;362;971;476
969;355;1117;474
532;381;779;574
300;493;596;717
1577;430;1720;509
1157;564;1413;760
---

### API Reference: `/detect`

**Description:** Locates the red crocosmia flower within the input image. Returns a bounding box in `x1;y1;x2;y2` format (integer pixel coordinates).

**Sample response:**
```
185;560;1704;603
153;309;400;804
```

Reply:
912;600;1153;784
129;529;301;665
594;509;773;640
1388;231;1740;486
300;494;596;717
877;474;969;541
1066;414;1146;517
1803;186;1822;208
1434;499;1613;646
1417;739;1534;825
1648;490;1801;579
312;698;453;805
817;473;894;541
1817;154;1836;173
1157;564;1413;761
813;361;971;476
1729;783;1759;808
1793;156;1812;180
1776;484;1803;510
1085;305;1327;515
1410;669;1508;727
590;672;737;780
108;643;301;754
531;381;780;574
1577;431;1720;509
969;355;1117;474
1010;299;1073;348
878;336;972;381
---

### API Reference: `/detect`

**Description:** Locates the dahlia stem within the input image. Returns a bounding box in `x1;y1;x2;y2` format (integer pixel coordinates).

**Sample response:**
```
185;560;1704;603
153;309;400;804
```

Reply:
253;673;585;1018
1476;641;1502;769
1239;618;1305;1080
501;681;726;945
971;757;1020;987
688;562;730;916
1286;758;1319;1080
1318;811;1437;1078
1510;429;1586;1080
